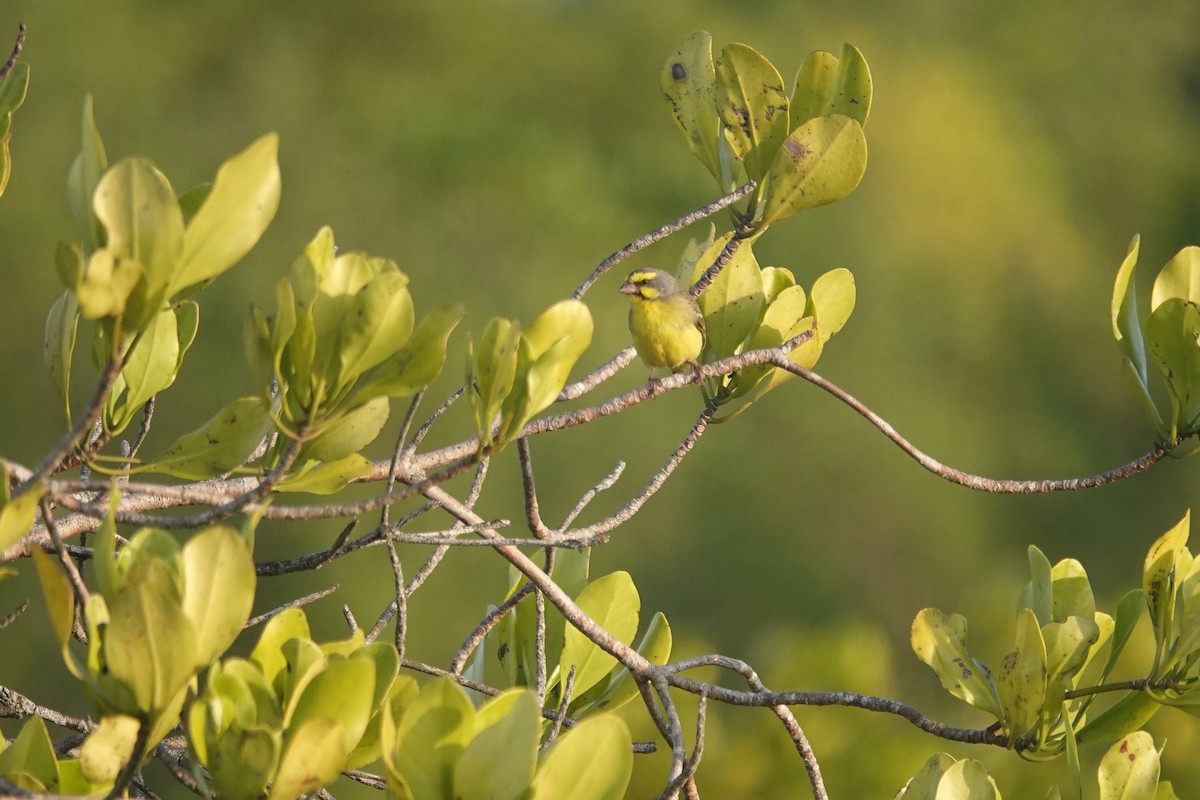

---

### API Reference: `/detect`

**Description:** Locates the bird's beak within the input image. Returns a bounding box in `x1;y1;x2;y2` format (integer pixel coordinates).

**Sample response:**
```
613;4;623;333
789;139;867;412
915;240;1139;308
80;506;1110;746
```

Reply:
618;281;638;295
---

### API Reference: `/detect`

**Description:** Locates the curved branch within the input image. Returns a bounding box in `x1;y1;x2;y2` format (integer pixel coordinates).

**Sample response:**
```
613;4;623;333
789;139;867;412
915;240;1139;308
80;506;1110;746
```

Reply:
773;357;1170;493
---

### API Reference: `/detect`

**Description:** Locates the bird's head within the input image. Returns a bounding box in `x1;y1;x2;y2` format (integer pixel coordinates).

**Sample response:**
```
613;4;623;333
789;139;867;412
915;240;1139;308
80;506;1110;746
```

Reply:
619;268;684;302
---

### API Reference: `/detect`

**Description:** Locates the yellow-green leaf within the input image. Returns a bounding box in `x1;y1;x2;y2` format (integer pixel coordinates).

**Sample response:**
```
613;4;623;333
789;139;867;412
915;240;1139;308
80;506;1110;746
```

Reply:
79;715;139;785
714;43;789;182
998;608;1047;740
531;715;632;800
790;50;839;130
1098;732;1160;800
173;133;280;293
560;572;640;698
302;395;391;462
808;267;855;343
267;717;345;800
760;114;867;226
455;690;540;800
0;484;42;553
182;526;256;667
691;233;764;358
275;454;374;495
143;396;271;480
661;32;723;184
911;608;1002;719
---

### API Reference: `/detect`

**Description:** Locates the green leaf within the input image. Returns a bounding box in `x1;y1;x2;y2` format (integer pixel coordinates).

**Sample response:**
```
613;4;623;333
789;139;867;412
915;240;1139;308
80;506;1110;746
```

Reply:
105;558;198;714
207;725;278;800
0;484;42;553
0;717;58;792
1146;298;1200;435
107;306;181;433
0;63;29;201
1076;691;1160;746
1063;699;1083;800
808;267;856;343
661;32;724;184
470;318;521;446
31;547;74;650
92;156;184;327
344;642;402;769
1042;616;1100;689
302;395;391;462
691;233;764;358
143;396;271;479
267;717;346;800
1143;512;1189;666
760;113;867;227
66;95;108;253
911;608;1003;719
1101;590;1146;683
392;679;476;800
998;608;1047;740
1151;246;1200;310
1051;558;1097;621
455;690;540;800
1023;545;1054;626
1112;237;1163;432
760;265;797;303
531;715;633;800
937;758;1002;799
731;284;808;396
75;248;143;321
79;715;139;785
251;608;311;686
275;453;375;495
790;50;839;130
500;299;593;440
44;291;80;425
1098;732;1160;800
586;611;673;715
896;752;956;799
181;525;256;667
289;655;376;755
826;43;872;126
336;271;414;386
172;133;280;293
355;304;464;402
560;572;640;698
714;43;790;182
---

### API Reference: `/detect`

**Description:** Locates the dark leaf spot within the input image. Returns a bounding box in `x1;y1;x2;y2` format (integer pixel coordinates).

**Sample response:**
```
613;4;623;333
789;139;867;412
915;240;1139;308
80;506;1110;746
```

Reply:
784;138;809;162
671;62;687;81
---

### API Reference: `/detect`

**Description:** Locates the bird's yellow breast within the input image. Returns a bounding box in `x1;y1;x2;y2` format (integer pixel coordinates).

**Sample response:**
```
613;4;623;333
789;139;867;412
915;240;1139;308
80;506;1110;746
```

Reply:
628;295;704;369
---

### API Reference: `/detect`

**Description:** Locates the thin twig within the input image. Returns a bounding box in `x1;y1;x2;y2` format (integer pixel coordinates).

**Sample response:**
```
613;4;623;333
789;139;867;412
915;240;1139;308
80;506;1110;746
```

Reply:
544;666;576;747
0;601;28;631
385;531;407;662
572;182;757;298
0;684;93;734
16;356;124;495
244;584;339;628
451;582;535;674
104;718;150;800
0;24;26;84
562;406;714;544
688;225;752;298
126;397;156;462
40;497;89;606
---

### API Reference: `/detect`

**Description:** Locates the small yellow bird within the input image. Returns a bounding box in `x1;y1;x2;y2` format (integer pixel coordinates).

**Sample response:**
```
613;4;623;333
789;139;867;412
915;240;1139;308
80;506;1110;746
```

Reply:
619;268;706;376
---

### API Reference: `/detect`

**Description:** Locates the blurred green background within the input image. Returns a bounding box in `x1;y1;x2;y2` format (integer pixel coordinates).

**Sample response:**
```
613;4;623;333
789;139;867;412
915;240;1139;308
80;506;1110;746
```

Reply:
3;0;1200;796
